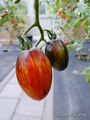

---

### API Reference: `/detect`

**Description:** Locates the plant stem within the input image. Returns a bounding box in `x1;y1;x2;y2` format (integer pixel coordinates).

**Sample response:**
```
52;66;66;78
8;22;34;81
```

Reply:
24;0;47;47
34;0;39;24
24;24;35;35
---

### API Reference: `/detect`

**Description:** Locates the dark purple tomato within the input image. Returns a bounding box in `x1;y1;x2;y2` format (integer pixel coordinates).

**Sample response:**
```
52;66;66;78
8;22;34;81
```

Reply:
45;40;69;71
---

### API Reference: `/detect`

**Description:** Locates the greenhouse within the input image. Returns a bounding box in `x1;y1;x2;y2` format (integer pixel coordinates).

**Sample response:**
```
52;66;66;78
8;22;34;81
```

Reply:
0;0;90;120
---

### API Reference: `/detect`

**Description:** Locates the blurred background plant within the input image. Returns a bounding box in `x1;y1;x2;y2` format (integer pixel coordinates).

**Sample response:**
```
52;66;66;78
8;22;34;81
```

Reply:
82;66;90;85
46;0;90;52
0;0;29;45
45;0;90;84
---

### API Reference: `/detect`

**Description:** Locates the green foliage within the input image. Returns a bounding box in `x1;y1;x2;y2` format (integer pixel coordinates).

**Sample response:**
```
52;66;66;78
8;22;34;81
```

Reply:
67;40;84;52
0;0;28;36
82;66;90;85
84;0;90;3
46;0;90;51
46;0;62;14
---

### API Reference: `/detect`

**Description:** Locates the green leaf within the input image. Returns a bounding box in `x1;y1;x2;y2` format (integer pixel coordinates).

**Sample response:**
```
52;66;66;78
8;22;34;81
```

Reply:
82;67;90;85
73;19;81;27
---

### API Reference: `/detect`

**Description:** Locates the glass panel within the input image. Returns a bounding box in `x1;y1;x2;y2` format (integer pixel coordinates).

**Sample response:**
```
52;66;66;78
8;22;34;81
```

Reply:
39;0;55;16
39;1;46;15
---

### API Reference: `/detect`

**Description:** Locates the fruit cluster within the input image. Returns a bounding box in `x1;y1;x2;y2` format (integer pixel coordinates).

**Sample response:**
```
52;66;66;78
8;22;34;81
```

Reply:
16;39;69;101
15;0;69;101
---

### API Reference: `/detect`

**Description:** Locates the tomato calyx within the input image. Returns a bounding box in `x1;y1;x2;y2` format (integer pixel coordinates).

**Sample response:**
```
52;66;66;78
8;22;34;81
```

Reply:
18;35;32;51
44;29;57;41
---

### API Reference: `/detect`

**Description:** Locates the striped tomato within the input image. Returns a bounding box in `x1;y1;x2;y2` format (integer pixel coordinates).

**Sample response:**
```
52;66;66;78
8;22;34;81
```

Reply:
16;48;52;101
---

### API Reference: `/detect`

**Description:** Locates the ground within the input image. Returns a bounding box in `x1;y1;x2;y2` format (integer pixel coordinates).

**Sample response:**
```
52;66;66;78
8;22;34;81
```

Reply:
0;41;90;120
0;45;19;82
54;41;90;120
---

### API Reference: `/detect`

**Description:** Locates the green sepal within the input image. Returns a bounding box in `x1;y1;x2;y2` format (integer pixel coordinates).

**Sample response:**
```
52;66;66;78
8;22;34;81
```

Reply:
44;29;57;40
18;35;32;51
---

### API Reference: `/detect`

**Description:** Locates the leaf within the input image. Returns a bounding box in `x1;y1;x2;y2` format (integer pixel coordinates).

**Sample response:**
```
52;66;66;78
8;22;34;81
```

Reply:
82;67;90;85
47;0;62;14
44;29;57;40
73;19;81;27
86;74;90;84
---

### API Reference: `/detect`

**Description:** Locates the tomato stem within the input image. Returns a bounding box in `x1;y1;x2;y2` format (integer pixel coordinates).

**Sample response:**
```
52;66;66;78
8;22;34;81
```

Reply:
24;24;36;35
40;43;46;50
34;0;39;24
24;0;47;47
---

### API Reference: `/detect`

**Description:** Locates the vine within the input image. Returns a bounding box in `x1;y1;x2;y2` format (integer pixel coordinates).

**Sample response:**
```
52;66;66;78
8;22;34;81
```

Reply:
12;0;57;50
24;0;47;47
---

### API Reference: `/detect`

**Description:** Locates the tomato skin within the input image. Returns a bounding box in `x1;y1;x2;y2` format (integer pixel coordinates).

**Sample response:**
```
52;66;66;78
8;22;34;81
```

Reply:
16;48;52;101
45;40;69;71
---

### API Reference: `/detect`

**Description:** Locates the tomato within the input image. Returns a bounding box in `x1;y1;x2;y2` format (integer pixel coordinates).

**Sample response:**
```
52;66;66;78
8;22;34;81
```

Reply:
16;48;52;101
45;40;69;71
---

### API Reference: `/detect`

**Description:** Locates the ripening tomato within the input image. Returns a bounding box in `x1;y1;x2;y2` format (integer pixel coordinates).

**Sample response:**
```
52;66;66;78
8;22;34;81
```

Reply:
45;40;69;71
16;48;52;101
